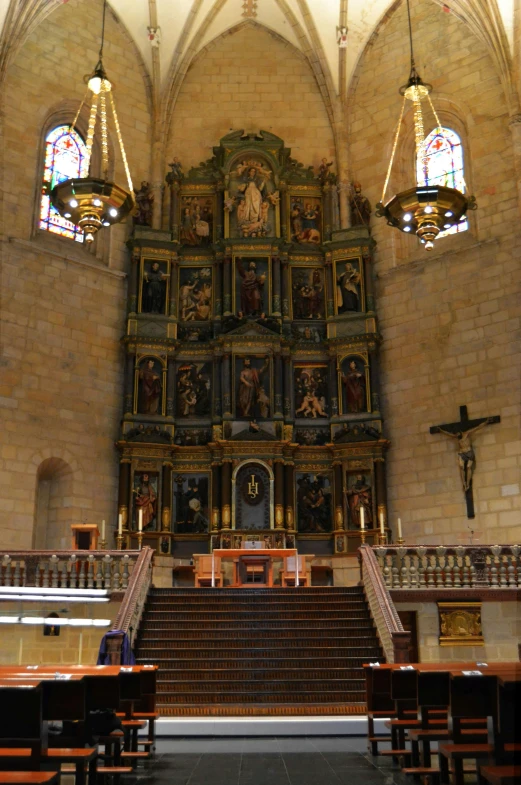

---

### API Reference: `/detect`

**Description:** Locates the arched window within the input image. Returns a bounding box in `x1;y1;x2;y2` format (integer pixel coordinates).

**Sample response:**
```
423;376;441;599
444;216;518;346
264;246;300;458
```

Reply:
40;125;88;242
417;127;467;235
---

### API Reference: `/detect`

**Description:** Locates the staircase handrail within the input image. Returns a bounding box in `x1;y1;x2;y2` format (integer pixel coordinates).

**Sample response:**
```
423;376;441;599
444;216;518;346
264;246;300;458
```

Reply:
359;544;410;663
112;546;154;642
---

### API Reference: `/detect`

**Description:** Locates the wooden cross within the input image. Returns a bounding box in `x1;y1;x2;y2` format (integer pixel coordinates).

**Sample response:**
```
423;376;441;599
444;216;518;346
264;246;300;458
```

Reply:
429;405;500;518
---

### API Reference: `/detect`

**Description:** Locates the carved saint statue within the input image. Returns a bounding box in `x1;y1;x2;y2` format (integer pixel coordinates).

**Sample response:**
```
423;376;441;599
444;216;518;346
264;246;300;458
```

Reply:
350;182;371;227
346;474;373;529
133;181;154;226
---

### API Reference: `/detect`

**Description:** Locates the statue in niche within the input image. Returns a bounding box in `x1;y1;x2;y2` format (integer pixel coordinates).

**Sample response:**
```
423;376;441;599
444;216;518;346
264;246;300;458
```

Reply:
341;357;367;414
180;197;213;246
336;261;361;313
176;363;211;417
294;366;328;419
296;473;332;533
292;268;325;319
133;473;158;530
346;474;373;529
350;182;371;227
237;259;266;316
168;157;184;181
178;267;212;321
133;181;154;226
227;159;279;237
237;356;270;418
138;358;162;415
142;261;167;314
174;474;209;533
290;197;321;244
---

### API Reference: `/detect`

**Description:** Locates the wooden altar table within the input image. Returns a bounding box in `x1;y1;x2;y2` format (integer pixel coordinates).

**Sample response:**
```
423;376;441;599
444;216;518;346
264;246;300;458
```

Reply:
194;549;314;587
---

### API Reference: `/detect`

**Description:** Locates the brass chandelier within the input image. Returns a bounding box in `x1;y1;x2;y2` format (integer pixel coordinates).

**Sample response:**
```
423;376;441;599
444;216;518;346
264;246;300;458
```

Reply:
376;0;476;251
51;0;134;243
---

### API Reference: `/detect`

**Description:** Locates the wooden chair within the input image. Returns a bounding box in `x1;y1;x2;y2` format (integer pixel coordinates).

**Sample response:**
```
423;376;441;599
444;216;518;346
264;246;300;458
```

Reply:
281;555;307;586
195;555;222;587
477;765;521;785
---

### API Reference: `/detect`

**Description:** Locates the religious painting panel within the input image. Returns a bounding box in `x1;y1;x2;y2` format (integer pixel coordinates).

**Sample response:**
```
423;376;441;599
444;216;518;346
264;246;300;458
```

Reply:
178;264;213;322
345;469;374;530
338;354;370;415
291;323;326;343
234;355;272;420
179;193;215;247
173;473;210;534
134;355;165;416
233;462;272;530
225;157;280;238
332;420;381;443
139;257;170;315
290;266;326;320
295;471;333;533
174;427;212;446
132;471;160;531
175;361;212;418
294;364;329;419
334;257;364;314
294;427;329;446
288;194;323;245
233;256;271;317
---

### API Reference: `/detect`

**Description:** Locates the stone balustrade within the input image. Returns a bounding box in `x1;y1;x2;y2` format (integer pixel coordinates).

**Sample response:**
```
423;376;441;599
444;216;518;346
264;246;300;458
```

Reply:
0;550;142;593
373;544;521;590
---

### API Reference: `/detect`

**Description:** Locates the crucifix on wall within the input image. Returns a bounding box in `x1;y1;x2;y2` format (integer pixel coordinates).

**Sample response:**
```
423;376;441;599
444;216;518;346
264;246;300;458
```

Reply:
430;405;500;519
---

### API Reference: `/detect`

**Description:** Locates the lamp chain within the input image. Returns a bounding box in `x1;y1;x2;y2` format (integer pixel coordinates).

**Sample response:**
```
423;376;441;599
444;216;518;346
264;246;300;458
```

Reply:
381;94;407;203
84;93;99;172
99;88;110;178
412;87;428;185
109;92;134;192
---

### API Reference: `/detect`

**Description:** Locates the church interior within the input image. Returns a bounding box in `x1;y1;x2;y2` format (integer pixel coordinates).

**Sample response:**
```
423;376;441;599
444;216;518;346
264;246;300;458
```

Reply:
0;0;520;782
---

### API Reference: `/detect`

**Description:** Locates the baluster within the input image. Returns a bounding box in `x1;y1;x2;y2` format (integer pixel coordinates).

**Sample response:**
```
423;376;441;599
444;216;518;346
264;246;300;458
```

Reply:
50;555;59;588
426;554;435;587
69;555;77;589
454;547;464;588
42;558;50;588
435;546;446;587
382;553;392;588
121;556;130;589
94;556;103;589
490;545;500;588
113;557;121;591
416;547;427;588
499;551;508;587
103;555;112;590
3;556;11;587
374;548;386;572
391;550;400;588
78;557;86;589
409;553;418;587
397;547;408;588
444;552;453;588
87;555;95;589
13;560;21;587
469;559;476;587
510;545;520;587
60;558;68;589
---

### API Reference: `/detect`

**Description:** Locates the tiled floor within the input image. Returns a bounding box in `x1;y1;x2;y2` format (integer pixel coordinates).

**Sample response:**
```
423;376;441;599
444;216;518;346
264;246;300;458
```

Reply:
134;737;408;785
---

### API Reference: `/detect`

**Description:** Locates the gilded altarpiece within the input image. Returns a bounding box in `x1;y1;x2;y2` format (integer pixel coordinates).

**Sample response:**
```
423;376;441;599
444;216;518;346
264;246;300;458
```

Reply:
116;131;389;559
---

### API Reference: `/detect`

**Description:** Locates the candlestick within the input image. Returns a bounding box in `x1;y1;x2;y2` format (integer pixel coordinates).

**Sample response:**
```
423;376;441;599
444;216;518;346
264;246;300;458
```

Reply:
360;506;365;530
99;539;107;550
137;530;143;550
118;514;122;535
101;519;106;541
116;532;124;551
138;509;143;532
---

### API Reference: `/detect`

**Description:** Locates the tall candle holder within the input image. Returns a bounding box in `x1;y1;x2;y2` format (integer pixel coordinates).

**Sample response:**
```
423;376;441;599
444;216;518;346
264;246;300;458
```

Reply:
396;535;405;546
378;530;387;546
137;530;143;550
116;532;124;550
360;527;367;545
98;538;107;550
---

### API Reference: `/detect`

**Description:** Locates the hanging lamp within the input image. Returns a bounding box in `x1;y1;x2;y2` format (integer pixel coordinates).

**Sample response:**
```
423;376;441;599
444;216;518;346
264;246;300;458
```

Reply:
50;0;134;243
375;0;476;251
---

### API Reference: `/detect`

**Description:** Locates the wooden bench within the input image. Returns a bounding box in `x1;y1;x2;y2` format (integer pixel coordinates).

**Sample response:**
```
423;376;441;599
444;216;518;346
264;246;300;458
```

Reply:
0;774;59;785
478;765;521;785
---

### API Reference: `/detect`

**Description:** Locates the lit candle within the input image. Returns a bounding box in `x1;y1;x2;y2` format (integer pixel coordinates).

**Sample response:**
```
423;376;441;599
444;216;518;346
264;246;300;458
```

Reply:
118;514;122;535
101;520;105;541
380;511;385;535
360;506;365;530
138;509;143;532
397;517;403;540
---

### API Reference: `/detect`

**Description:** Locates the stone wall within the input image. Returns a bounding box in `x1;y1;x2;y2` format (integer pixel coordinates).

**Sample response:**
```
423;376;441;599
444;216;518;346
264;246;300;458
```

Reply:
349;0;521;543
395;601;521;662
0;600;121;665
166;24;335;172
0;0;152;547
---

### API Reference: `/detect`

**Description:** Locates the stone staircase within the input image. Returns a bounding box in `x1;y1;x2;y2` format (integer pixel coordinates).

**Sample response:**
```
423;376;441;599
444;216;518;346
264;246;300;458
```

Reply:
135;586;383;716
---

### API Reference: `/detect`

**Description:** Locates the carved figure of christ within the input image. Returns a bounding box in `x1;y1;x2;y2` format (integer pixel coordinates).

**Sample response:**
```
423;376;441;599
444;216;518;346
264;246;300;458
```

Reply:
430;405;500;519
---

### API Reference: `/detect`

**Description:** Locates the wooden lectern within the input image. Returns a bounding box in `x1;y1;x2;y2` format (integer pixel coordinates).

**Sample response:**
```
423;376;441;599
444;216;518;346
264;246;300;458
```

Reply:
71;524;100;550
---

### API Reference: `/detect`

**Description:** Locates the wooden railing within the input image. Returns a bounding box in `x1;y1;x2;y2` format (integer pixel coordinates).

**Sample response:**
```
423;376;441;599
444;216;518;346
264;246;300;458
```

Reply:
0;550;141;592
358;545;411;663
373;544;521;589
112;546;154;644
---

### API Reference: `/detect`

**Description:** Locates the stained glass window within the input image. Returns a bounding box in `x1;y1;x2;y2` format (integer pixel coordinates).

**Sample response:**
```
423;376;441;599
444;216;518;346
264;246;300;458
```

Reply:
40;125;88;242
417;127;467;235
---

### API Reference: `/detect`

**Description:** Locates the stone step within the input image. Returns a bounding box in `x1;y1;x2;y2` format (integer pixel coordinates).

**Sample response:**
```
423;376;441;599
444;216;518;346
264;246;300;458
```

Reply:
156;690;366;704
155;667;366;681
138;636;379;649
